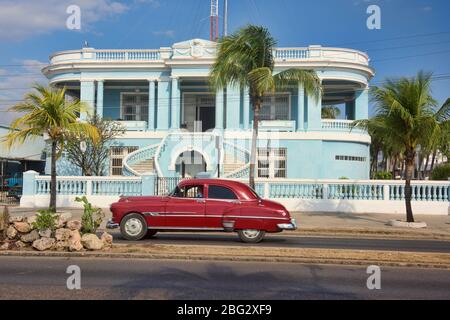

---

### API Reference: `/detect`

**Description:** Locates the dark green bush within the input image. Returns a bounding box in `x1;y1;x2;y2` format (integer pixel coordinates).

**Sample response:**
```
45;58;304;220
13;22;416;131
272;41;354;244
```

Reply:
430;163;450;181
374;171;393;180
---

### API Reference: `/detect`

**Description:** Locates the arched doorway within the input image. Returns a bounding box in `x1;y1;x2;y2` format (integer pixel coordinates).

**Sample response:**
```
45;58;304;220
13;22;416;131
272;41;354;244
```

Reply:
175;151;207;178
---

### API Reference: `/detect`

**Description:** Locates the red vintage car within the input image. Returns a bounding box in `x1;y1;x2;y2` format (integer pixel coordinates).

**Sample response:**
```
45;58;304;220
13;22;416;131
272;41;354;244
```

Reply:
108;179;297;243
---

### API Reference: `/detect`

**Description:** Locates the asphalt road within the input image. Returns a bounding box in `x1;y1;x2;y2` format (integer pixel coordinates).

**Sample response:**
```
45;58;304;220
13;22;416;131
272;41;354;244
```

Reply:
110;231;450;253
0;256;449;300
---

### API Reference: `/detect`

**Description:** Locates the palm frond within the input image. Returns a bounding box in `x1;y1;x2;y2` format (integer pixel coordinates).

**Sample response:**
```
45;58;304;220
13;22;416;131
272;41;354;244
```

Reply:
273;69;322;101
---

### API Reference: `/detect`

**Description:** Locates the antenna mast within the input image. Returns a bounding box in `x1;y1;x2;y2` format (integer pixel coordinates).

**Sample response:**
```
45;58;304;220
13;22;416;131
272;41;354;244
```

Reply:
210;0;219;41
223;0;228;37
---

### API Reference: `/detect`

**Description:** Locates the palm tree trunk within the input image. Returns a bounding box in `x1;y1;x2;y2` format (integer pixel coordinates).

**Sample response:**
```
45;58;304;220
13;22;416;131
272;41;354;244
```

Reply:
49;140;57;212
249;104;260;190
404;151;415;223
430;150;438;172
400;160;405;179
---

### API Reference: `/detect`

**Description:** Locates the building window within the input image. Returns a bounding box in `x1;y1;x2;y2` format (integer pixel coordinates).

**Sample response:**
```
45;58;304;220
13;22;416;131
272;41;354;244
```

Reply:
335;155;366;162
121;93;149;121
260;93;291;121
110;146;139;176
257;148;287;178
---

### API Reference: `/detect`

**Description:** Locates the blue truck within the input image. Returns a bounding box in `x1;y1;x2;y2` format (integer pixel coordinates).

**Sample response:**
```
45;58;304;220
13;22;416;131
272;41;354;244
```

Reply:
2;173;23;199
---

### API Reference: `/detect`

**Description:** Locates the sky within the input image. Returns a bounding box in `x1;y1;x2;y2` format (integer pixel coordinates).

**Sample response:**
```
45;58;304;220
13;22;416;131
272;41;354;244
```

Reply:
0;0;449;125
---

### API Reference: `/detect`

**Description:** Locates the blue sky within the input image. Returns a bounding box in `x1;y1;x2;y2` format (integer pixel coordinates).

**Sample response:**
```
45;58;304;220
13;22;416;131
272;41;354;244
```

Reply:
0;0;449;125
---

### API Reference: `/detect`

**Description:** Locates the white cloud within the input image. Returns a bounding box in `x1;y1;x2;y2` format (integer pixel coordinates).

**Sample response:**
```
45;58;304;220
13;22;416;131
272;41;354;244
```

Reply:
0;0;129;41
134;0;161;8
152;30;175;38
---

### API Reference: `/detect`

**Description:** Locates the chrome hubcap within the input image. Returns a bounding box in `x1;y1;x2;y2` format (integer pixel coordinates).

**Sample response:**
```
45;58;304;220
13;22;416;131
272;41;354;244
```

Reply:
125;218;143;236
242;229;260;239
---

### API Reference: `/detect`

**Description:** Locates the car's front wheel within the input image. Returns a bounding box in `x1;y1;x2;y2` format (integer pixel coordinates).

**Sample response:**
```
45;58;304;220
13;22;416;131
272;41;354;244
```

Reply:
120;213;147;241
237;229;266;243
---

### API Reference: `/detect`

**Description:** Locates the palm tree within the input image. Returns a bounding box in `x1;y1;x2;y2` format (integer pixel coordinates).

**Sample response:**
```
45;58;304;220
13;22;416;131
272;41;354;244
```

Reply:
354;71;449;222
210;25;321;188
321;106;341;119
3;84;99;212
429;98;450;172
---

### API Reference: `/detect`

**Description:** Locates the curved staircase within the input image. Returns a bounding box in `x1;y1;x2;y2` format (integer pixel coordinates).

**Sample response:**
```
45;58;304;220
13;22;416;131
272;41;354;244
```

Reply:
122;133;251;178
122;144;159;176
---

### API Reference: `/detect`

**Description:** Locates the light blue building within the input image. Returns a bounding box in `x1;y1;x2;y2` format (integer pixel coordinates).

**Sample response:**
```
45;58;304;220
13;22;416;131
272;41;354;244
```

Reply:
42;39;374;180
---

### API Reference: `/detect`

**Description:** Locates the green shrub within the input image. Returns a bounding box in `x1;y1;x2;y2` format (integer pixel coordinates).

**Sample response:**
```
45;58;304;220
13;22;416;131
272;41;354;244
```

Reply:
374;171;393;180
1;206;10;239
33;209;58;231
76;196;104;234
431;163;450;181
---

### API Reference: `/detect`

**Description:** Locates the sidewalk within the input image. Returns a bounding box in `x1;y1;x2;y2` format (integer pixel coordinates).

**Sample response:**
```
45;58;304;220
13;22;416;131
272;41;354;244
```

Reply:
293;212;450;239
5;207;450;240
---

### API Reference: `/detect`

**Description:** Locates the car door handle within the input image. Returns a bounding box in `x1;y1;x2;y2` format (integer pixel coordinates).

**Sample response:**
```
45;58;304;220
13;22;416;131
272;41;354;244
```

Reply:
196;199;206;204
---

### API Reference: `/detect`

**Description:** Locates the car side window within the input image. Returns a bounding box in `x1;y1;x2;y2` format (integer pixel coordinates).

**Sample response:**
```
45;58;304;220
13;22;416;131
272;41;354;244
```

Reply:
173;185;204;199
208;186;238;200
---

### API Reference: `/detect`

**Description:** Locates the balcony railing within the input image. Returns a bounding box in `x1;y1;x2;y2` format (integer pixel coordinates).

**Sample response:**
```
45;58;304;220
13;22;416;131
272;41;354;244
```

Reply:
48;46;370;66
321;120;366;133
95;50;161;61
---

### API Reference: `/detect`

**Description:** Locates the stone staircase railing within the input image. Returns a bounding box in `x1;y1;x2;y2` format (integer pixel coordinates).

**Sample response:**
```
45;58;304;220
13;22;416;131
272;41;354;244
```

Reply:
123;144;160;176
223;141;251;179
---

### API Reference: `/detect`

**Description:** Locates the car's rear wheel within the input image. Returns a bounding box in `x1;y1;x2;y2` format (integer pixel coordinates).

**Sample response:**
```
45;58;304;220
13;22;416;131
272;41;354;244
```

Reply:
237;229;266;243
120;213;147;241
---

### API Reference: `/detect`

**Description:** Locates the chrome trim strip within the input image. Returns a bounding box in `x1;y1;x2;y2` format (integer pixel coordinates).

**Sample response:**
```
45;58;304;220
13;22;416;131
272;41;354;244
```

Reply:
225;216;287;220
164;212;200;215
143;212;161;216
147;227;224;231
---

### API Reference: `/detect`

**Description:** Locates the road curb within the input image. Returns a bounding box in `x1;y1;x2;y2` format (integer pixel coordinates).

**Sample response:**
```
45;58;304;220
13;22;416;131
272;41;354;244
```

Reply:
287;229;450;241
1;248;449;270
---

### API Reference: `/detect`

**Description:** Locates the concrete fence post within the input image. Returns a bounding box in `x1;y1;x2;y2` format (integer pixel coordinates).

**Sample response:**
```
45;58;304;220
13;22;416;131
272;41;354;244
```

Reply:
383;184;390;201
264;182;270;199
22;171;39;196
323;183;329;200
86;179;93;196
142;173;157;196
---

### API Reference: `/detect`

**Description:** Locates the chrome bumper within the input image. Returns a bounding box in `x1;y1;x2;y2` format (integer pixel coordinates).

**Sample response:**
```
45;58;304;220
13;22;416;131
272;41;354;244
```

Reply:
106;219;119;229
277;219;297;230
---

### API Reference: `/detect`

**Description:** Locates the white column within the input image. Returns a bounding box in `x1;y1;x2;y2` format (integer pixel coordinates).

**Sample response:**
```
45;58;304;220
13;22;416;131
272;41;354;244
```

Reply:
297;83;304;131
157;79;170;130
170;77;180;130
148;80;156;130
226;83;241;129
215;88;224;130
96;80;104;118
80;80;95;121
